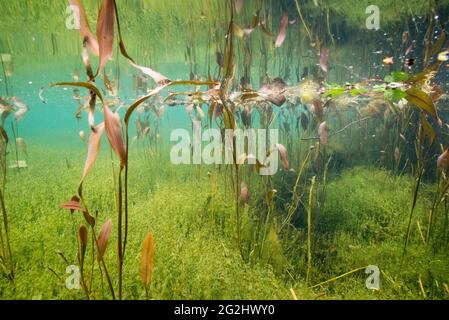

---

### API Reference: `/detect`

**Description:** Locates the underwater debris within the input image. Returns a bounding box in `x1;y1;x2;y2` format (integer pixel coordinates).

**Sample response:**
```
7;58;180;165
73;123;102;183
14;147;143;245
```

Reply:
240;182;249;204
8;160;27;169
437;149;449;172
320;48;329;72
437;51;449;62
383;57;394;65
15;137;27;156
318;122;329;145
38;87;46;104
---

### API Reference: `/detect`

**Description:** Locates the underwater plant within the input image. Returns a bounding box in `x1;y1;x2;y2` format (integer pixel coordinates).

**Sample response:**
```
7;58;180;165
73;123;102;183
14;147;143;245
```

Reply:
0;0;447;302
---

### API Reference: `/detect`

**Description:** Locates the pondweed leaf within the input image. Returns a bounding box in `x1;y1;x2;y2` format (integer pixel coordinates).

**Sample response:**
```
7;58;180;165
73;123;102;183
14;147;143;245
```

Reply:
104;106;126;167
81;122;105;183
318;121;329;145
275;13;289;48
60;196;95;226
60;196;86;213
437;149;449;171
405;87;438;118
96;0;116;74
235;0;244;14
140;233;155;288
320;48;329;73
97;219;112;261
276;144;289;170
69;0;99;56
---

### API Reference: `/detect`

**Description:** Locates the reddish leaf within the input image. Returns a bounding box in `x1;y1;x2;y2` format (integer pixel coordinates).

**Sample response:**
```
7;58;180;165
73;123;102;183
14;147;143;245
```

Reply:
97;219;112;261
69;0;99;56
130;62;171;86
140;233;155;288
104;105;127;167
320;48;330;72
275;13;289;48
276;144;289;170
240;182;249;205
235;0;244;14
60;200;86;213
81;122;105;183
318;121;329;145
96;0;116;73
437;150;449;171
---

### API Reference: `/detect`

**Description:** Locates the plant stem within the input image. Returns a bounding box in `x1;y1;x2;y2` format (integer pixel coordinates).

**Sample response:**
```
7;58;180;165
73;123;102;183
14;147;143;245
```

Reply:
92;226;116;300
306;176;316;286
309;265;369;289
403;167;424;256
117;168;123;300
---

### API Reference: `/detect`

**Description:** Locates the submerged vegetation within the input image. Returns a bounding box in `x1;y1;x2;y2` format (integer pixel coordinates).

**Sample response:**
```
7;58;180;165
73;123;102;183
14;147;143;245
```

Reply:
1;0;449;300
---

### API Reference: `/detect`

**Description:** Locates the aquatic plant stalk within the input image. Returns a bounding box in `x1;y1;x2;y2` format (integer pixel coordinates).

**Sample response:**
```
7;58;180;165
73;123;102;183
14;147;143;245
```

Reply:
403;166;423;255
306;176;316;286
309;265;369;289
0;128;13;280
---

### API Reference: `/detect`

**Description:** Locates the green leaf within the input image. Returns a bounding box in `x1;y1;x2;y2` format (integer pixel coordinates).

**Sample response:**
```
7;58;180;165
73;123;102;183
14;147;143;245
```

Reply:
385;89;407;101
350;87;367;97
391;71;409;82
324;87;345;98
384;75;394;83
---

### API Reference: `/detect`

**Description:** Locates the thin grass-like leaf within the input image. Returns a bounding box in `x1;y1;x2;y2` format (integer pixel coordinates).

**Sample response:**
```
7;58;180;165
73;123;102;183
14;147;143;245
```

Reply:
78;224;88;264
51;82;104;103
